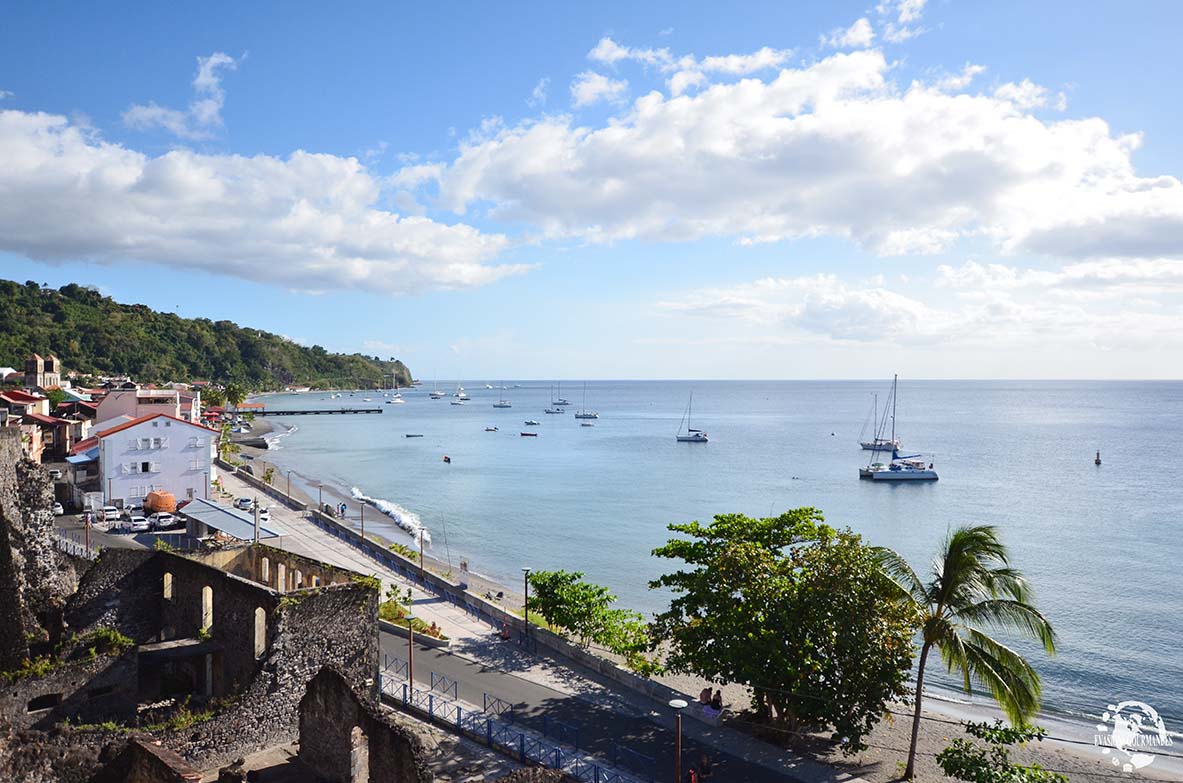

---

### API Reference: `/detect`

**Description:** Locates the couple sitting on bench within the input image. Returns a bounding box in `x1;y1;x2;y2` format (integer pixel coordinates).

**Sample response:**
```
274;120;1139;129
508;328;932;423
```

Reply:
698;687;723;718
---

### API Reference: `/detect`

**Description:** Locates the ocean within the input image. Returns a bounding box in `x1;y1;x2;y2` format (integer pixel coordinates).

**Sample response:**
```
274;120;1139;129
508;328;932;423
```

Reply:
254;380;1183;725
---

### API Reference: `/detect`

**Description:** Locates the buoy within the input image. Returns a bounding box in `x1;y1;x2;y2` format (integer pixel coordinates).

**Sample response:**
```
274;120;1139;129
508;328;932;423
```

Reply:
1095;450;1101;466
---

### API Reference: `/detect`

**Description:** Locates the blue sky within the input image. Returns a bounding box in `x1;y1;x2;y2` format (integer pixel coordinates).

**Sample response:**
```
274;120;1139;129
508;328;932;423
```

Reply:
1;1;1182;379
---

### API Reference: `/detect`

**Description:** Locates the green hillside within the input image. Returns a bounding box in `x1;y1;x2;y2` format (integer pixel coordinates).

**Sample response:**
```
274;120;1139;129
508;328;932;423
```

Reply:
0;279;412;390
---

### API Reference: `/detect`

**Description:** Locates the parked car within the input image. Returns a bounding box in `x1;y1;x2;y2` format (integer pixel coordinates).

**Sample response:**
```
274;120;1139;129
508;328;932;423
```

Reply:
52;502;64;515
150;512;177;530
234;497;253;511
127;515;150;533
257;507;270;522
47;468;62;480
101;505;120;523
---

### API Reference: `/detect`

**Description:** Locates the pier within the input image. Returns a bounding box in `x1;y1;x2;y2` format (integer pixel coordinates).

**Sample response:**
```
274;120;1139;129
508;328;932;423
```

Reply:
255;407;384;416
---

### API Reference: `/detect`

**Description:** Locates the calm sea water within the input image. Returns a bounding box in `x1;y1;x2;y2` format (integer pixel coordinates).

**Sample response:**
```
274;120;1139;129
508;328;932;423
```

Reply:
256;381;1183;723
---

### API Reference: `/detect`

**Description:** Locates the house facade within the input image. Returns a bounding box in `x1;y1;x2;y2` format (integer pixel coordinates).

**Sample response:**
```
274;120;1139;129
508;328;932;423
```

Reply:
24;354;61;390
94;388;183;426
96;414;218;508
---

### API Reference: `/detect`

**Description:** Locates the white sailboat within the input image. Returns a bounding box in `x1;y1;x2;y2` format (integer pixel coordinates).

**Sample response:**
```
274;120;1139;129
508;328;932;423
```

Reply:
860;375;937;481
493;382;512;408
859;391;901;451
676;392;708;442
453;383;469;401
554;381;571;406
574;381;598;419
544;384;563;414
429;373;446;399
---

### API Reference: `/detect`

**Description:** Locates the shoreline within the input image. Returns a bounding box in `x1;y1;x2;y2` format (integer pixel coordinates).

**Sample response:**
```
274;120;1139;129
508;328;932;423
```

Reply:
232;400;1183;782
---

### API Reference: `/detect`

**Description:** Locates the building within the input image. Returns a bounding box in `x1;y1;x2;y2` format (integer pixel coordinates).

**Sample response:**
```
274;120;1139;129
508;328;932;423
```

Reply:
95;387;184;426
23;353;61;389
94;413;218;508
1;388;50;417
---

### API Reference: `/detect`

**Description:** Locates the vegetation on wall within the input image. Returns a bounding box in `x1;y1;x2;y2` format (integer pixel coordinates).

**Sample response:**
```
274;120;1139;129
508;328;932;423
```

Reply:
0;279;413;389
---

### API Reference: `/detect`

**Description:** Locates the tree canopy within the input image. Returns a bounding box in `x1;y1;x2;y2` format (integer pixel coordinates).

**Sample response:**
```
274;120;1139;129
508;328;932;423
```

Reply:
0;279;412;389
650;508;919;753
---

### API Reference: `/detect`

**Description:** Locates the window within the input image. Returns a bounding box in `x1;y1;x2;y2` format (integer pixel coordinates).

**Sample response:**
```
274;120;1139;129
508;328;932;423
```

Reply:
27;693;62;712
276;563;286;592
189;458;202;471
188;436;199;448
254;607;266;658
141;461;150;473
201;585;213;631
261;557;270;582
163;572;173;599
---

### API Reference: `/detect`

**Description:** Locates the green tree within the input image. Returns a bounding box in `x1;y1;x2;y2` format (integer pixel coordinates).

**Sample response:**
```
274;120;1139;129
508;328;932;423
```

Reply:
46;387;67;409
203;386;225;407
651;509;919;753
875;526;1058;779
224;382;247;409
528;570;614;647
937;721;1067;783
262;466;275;486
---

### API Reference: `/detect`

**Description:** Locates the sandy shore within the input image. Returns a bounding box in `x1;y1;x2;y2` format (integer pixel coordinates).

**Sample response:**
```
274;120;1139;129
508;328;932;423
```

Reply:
228;409;1182;783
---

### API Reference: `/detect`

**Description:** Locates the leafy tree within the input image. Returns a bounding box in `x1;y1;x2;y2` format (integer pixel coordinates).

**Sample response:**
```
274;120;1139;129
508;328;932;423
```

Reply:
224;382;247;409
651;509;919;753
203;387;225;407
46;387;67;409
262;467;275;486
876;526;1057;779
937;721;1067;783
528;570;614;647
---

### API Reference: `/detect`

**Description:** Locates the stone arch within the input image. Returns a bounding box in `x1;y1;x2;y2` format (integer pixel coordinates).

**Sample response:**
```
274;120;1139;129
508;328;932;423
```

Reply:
163;571;173;599
201;585;213;631
261;556;270;582
254;607;266;658
294;569;303;589
277;563;286;592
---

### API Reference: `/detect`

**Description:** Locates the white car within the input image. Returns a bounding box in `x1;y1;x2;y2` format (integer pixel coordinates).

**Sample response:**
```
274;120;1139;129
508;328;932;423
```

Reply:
47;469;62;480
150;512;177;529
101;505;120;523
127;515;150;533
257;507;270;522
234;497;253;510
52;502;64;515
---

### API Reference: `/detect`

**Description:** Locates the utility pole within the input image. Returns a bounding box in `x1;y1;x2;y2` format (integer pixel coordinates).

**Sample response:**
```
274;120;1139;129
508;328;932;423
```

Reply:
253;497;260;544
418;528;425;578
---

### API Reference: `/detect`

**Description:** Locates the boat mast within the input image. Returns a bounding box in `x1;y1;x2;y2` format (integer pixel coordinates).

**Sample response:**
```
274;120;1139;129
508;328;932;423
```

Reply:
873;392;878;440
890;374;897;444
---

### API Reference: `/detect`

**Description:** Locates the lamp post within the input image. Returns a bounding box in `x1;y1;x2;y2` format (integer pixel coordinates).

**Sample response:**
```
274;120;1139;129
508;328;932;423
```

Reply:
286;470;292;498
406;612;416;689
202;471;208;499
418;528;425;578
669;699;688;783
318;484;323;509
522;567;532;633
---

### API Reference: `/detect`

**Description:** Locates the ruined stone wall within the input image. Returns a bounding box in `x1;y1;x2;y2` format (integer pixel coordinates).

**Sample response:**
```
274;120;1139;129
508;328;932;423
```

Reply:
189;543;357;591
0;650;138;730
166;579;378;768
0;427;80;670
299;666;431;783
157;552;280;694
65;548;159;643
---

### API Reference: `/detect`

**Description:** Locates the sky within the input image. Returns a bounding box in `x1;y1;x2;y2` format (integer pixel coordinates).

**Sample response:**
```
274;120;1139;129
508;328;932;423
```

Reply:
1;1;1182;379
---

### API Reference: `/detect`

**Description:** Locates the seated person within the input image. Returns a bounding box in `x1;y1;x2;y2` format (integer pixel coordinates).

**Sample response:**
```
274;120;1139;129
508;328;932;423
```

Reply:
698;687;712;705
710;689;723;711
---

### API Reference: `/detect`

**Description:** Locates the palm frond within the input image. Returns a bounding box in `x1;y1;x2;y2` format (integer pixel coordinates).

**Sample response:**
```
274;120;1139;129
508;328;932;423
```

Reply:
872;546;928;603
954;599;1057;653
961;629;1043;722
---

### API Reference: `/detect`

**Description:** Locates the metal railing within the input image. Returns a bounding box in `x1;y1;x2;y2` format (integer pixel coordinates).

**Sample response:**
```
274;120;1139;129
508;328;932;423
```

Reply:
378;662;646;783
54;531;99;560
430;671;459;700
613;742;657;783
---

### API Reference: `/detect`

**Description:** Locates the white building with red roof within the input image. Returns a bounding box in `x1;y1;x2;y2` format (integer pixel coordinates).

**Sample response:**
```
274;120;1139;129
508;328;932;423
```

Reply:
94;413;218;509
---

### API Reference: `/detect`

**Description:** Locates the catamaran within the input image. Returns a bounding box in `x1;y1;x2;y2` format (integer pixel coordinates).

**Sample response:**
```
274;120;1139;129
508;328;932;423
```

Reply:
676;392;708;442
859;375;937;480
574;381;598;419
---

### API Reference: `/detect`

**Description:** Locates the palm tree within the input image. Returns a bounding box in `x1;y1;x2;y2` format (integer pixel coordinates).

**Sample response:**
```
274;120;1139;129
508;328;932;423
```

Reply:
876;526;1057;780
224;382;246;410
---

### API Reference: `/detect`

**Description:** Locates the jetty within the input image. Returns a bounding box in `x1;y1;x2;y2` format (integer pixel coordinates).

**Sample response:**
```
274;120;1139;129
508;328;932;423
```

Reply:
255;407;383;416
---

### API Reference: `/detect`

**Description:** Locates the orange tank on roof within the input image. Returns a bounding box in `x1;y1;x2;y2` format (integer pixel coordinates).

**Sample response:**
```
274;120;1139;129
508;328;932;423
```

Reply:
145;490;177;513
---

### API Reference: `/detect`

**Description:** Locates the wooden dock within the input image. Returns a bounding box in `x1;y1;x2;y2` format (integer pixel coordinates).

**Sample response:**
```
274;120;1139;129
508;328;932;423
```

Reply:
255;408;384;416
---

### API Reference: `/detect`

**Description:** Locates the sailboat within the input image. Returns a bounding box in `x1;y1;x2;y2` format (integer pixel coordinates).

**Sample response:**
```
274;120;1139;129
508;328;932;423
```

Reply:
859;390;901;450
860;375;937;480
493;382;512;408
554;381;571;406
574;382;598;419
429;373;446;400
676;392;708;442
453;383;469;401
544;384;564;414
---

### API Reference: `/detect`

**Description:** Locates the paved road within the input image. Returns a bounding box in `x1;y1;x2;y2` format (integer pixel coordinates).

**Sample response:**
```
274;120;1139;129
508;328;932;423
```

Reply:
381;630;781;783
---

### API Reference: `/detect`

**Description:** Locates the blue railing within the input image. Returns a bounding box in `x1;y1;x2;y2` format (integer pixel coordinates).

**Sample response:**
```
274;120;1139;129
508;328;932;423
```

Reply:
544;714;581;750
483;692;515;719
613;742;657;783
430;671;459;700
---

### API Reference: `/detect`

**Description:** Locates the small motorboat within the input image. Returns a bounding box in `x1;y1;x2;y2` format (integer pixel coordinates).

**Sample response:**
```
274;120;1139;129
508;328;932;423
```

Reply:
451;400;466;406
544;408;563;414
405;434;424;438
581;422;594;427
442;455;451;463
485;426;499;432
520;432;538;437
524;420;540;426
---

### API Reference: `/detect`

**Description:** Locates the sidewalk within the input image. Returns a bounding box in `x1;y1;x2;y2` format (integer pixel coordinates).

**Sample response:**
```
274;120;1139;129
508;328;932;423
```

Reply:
216;470;864;783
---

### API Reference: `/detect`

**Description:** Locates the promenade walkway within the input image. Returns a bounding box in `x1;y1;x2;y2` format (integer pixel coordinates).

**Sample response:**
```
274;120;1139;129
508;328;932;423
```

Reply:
217;470;862;783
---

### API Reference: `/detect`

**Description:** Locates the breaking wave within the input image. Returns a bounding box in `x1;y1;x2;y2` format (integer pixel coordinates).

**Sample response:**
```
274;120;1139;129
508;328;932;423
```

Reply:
263;424;298;451
350;487;432;546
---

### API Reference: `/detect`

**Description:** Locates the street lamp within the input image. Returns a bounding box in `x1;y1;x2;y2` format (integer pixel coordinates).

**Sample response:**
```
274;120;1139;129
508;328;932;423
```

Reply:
522;567;532;633
286;470;293;498
318;484;323;509
669;699;688;783
406;612;416;690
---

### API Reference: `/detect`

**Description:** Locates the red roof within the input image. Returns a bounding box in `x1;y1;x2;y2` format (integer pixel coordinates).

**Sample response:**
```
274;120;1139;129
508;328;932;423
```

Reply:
70;435;99;455
1;390;45;404
24;412;66;426
95;412;219;439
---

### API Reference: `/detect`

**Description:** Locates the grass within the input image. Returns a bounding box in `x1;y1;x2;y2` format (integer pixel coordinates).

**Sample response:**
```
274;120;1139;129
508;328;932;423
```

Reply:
378;600;447;640
511;607;560;633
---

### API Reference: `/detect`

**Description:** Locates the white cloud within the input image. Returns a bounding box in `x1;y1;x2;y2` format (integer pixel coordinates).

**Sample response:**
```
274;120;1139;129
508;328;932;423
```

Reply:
876;0;928;43
587;37;672;68
0;109;525;294
822;18;875;49
527;77;550;108
935;63;986;92
570;71;628;107
0;90;13;100
434;49;1183;261
123;52;238;140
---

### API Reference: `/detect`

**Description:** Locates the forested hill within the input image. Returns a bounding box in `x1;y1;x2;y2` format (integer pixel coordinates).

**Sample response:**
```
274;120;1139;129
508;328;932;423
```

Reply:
0;280;413;390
